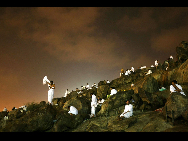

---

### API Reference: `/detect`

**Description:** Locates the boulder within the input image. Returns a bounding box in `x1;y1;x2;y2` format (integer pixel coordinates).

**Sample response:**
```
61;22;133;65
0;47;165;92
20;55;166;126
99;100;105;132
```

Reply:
52;110;84;132
2;104;56;132
97;90;134;116
63;97;90;118
0;111;9;120
52;98;61;105
175;59;188;84
98;80;107;86
68;91;78;99
176;41;188;63
138;88;164;110
131;93;143;109
8;109;25;120
96;85;110;99
58;97;66;107
163;92;188;119
142;76;159;93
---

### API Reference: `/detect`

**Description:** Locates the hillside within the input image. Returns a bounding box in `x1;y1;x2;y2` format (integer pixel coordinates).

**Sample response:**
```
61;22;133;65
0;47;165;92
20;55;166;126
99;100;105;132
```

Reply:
1;41;188;132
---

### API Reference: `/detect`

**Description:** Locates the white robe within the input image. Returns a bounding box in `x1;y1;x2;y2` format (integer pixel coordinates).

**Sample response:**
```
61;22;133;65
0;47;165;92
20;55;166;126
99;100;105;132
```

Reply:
125;71;128;76
64;90;70;97
68;106;78;115
170;84;186;96
131;67;134;72
110;89;117;96
120;104;133;118
43;76;50;85
146;70;152;75
155;60;158;66
140;66;146;69
91;94;97;116
48;84;54;104
86;85;90;89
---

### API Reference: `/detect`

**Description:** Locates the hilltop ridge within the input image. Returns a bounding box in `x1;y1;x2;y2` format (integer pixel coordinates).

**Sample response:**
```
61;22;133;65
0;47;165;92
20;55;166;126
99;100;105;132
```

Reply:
1;41;188;132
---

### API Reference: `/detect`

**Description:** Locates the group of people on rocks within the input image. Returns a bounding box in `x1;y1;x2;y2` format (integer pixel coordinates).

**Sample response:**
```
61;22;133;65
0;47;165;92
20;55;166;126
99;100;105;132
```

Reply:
121;55;174;78
120;67;135;77
41;53;186;121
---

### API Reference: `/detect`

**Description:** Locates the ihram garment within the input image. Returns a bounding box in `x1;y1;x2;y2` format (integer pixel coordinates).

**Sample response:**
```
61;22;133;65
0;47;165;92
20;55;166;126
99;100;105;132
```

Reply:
110;89;117;96
68;106;78;115
91;94;97;116
48;84;55;104
170;84;186;96
120;104;133;118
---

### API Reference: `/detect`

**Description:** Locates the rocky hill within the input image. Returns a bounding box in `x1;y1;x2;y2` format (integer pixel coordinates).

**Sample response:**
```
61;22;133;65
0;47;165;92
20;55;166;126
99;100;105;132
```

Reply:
1;41;188;132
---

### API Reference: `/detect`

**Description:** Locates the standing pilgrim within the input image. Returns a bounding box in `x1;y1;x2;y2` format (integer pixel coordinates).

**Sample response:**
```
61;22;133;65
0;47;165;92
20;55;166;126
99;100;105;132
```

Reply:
43;76;55;105
155;60;159;69
90;93;98;118
64;89;70;97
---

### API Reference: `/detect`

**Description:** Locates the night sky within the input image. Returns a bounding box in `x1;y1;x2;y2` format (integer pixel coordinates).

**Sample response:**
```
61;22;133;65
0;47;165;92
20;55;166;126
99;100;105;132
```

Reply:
1;7;188;111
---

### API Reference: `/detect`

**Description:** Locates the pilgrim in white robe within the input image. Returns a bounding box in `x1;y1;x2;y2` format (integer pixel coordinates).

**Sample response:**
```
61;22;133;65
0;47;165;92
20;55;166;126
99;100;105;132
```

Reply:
170;84;186;96
131;67;134;72
110;89;117;96
125;71;129;76
128;69;131;75
155;60;158;66
48;84;55;104
91;94;97;117
68;106;78;115
140;66;146;69
146;70;152;75
86;84;90;89
64;89;70;97
120;104;133;118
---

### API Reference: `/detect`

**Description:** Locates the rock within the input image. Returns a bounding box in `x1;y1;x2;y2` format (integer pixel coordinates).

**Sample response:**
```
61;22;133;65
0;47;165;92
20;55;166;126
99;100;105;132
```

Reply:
110;76;133;88
164;125;188;132
107;116;137;132
97;90;134;116
0;111;9;120
140;114;173;132
132;93;143;109
182;108;188;121
142;76;159;93
176;41;188;63
68;91;78;99
52;110;84;132
163;92;188;119
52;98;61;105
58;97;66;107
63;97;91;119
8;109;25;120
96;85;110;99
138;88;164;110
175;59;188;84
39;101;46;106
2;104;56;132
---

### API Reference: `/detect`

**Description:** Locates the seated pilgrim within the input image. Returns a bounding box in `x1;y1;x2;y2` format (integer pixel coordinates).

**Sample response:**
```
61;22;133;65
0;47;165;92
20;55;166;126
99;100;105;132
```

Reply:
68;106;78;115
97;97;105;106
125;69;129;76
131;67;134;73
120;68;125;77
140;66;146;69
120;100;133;118
110;87;117;96
146;69;152;75
170;80;186;96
